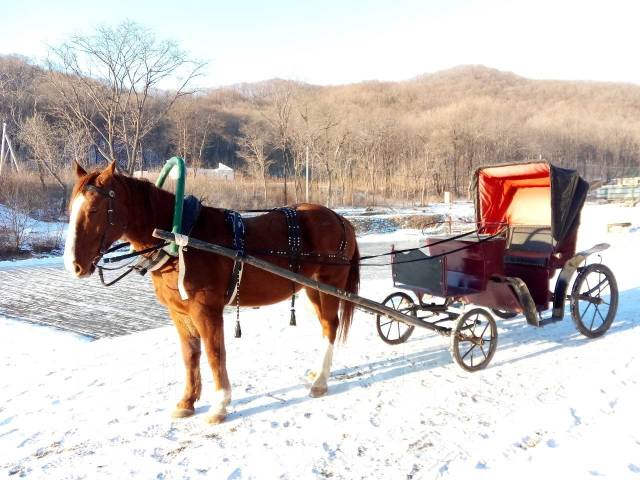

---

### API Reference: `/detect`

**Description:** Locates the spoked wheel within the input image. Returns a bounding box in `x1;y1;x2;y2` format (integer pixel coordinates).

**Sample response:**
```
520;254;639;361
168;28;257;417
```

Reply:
491;308;518;319
570;263;618;338
450;308;498;372
376;292;416;345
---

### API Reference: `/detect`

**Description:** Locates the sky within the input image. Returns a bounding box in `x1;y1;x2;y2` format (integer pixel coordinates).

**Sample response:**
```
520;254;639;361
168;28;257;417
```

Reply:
1;0;639;87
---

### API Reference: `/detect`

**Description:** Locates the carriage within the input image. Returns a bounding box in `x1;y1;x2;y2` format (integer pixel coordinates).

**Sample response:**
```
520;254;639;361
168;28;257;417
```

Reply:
148;160;617;374
376;161;618;370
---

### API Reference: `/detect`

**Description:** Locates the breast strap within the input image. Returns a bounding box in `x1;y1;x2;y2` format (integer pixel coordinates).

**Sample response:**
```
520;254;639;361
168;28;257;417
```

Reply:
135;195;202;276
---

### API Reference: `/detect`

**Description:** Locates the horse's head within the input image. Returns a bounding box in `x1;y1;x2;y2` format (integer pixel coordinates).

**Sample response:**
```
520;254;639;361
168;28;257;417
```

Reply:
64;162;127;278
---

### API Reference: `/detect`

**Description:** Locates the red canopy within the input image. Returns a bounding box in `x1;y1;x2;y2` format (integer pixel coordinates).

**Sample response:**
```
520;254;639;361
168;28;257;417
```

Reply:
472;162;588;242
476;162;551;231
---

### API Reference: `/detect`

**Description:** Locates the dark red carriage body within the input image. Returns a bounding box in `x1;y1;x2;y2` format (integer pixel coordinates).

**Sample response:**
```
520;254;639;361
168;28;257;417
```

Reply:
392;162;589;313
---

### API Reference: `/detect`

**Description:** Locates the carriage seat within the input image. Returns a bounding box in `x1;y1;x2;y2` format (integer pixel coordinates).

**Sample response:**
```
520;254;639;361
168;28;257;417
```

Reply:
503;225;554;267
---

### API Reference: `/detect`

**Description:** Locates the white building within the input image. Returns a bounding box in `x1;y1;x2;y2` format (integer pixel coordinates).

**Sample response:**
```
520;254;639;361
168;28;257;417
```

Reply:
135;163;235;181
193;163;234;180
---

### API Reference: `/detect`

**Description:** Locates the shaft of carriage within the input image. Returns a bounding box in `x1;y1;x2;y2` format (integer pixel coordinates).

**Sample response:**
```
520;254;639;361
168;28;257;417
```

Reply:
152;228;451;335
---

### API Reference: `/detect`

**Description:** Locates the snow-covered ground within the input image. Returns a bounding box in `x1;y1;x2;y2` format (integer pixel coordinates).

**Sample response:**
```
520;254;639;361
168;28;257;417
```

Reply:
1;203;640;479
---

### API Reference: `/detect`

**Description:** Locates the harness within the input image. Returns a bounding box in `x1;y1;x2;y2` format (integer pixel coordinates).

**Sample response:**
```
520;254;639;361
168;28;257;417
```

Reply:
221;207;302;337
275;207;302;327
224;210;246;306
87;175;327;339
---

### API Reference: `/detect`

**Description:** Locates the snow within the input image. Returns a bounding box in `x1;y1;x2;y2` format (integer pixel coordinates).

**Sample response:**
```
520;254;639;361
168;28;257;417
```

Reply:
355;228;426;244
1;203;640;479
0;255;63;270
334;201;473;219
0;203;66;260
0;204;66;237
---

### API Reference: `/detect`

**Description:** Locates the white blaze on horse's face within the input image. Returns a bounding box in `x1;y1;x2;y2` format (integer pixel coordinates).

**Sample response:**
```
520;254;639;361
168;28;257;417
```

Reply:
64;193;86;277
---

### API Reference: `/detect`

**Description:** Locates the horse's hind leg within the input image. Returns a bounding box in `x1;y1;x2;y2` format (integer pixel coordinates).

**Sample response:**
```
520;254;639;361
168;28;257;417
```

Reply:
169;311;202;418
305;287;340;398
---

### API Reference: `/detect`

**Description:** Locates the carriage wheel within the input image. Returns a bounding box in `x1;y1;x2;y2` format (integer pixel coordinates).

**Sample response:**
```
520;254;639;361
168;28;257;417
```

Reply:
491;308;518;319
450;308;498;372
570;263;618;338
376;292;416;345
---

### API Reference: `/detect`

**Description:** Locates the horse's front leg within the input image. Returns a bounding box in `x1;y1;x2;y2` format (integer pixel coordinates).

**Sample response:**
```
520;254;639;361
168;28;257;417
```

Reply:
191;304;231;424
169;311;202;418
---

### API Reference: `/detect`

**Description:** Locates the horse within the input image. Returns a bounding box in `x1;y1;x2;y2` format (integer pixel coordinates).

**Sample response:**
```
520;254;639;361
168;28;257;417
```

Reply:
64;161;360;424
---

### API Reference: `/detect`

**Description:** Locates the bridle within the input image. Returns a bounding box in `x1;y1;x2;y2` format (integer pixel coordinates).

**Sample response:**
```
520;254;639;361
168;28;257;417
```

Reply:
83;183;123;265
82;182;167;286
80;182;138;286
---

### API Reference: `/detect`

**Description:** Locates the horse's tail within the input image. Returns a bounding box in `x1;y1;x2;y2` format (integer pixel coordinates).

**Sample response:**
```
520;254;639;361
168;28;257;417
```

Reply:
338;241;360;343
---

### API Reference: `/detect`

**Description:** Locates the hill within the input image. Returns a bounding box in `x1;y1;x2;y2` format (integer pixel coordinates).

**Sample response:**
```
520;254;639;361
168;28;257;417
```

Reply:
2;56;639;207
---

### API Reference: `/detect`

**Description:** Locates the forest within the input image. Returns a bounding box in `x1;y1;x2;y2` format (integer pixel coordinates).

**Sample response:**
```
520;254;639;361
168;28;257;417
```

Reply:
1;22;640;211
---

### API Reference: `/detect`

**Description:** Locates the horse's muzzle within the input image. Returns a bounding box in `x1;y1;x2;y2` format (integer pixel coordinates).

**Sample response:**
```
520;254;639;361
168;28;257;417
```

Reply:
72;261;95;278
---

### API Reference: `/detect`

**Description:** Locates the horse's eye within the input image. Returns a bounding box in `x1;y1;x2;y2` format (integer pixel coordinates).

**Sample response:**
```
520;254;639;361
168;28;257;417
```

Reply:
88;209;98;215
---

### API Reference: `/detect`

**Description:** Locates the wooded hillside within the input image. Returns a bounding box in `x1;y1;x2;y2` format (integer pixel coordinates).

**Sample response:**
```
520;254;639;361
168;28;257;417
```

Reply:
2;48;640;206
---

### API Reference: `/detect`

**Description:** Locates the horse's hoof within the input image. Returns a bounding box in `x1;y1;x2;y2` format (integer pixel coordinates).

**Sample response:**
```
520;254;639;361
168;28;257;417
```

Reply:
171;407;195;418
207;412;226;424
309;385;328;398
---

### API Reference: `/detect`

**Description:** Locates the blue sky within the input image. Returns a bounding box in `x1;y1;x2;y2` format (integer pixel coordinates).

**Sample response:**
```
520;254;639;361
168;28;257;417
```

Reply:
2;0;639;87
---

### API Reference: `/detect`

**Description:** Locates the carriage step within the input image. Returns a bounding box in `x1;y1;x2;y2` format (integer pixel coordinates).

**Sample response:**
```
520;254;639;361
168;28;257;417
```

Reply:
537;317;563;328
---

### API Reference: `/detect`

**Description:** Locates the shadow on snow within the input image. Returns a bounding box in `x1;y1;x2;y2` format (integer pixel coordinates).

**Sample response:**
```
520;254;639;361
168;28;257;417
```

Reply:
225;287;640;422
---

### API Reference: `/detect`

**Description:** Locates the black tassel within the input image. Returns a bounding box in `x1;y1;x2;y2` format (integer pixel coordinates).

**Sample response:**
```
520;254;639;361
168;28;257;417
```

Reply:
235;320;242;338
289;292;297;326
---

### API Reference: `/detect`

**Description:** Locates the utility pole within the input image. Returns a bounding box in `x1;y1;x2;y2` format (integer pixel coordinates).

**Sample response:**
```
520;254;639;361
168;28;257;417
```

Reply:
0;122;19;174
5;124;19;172
305;144;309;203
0;122;6;175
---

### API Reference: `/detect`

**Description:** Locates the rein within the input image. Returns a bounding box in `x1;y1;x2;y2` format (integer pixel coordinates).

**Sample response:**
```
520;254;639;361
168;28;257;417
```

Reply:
83;156;504;289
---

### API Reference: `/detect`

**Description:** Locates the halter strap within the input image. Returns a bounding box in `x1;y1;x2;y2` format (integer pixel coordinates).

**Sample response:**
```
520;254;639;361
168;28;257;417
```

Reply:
84;184;115;198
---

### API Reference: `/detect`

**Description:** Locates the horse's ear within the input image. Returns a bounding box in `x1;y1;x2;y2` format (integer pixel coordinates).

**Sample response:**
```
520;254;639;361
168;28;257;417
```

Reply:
96;161;116;186
74;160;87;179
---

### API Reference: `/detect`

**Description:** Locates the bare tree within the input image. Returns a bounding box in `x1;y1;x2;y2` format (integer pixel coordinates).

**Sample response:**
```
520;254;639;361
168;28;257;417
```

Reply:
18;113;68;211
262;83;294;202
47;21;205;173
237;122;274;204
0;55;40;128
169;96;215;172
0;182;34;253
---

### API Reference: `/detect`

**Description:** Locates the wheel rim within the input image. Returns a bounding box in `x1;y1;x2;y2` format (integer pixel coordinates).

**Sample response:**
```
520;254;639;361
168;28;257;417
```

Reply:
574;266;615;334
377;293;416;344
453;310;497;371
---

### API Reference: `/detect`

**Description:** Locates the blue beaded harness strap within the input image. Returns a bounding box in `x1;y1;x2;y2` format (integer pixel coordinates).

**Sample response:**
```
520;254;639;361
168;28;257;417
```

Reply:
224;209;246;305
223;209;246;338
274;207;302;326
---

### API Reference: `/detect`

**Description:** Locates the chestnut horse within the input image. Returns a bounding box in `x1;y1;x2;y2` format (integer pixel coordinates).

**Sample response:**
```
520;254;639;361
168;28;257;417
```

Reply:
64;162;360;424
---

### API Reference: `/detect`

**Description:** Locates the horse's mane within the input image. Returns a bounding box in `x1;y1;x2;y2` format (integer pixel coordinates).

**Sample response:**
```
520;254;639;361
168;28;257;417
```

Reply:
115;173;175;206
71;169;176;217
